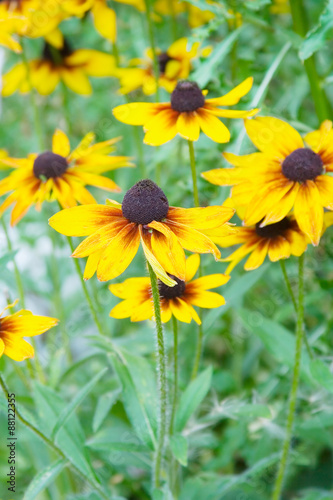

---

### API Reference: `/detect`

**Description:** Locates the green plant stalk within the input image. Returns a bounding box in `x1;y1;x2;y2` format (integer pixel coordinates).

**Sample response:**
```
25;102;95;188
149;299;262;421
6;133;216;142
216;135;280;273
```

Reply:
279;260;313;359
1;217;45;382
188;140;200;207
0;374;110;500
144;0;160;102
66;235;106;337
289;0;332;123
191;321;203;381
20;38;45;151
169;316;178;435
61;83;73;136
147;262;168;489
272;254;305;500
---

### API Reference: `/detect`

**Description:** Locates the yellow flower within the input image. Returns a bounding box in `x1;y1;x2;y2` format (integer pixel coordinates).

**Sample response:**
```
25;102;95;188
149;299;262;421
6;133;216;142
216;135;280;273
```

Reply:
0;0;64;47
270;0;290;14
0;20;22;52
154;0;216;28
0;301;58;362
116;38;201;96
48;179;234;285
113;77;258;146
109;254;230;324
0;130;131;225
219;215;308;274
202;117;333;246
2;40;116;96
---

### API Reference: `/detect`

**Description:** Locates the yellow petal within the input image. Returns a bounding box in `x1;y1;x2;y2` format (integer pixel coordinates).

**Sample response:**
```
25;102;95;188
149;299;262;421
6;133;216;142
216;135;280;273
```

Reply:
244;181;295;226
113;102;165;125
294;181;323;246
166;220;221;259
187;290;225;308
185;254;200;282
315;175;333;209
167;205;234;229
268;236;291;262
2;333;34;361
1;311;58;337
196;109;230;143
189;274;230;291
84;250;103;280
2;63;26;97
92;0;116;42
60;68;92;95
72;219;128;257
149;221;186;280
244;116;304;159
97;223;140;281
243;240;269;270
286;228;308;257
143;109;179;146
205;77;253;106
49;204;123;236
169;297;192;323
176;112;200;141
52;129;71;157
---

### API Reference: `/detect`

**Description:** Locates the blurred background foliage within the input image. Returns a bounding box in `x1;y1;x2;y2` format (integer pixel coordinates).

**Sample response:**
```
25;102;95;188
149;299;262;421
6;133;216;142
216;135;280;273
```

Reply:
1;0;333;499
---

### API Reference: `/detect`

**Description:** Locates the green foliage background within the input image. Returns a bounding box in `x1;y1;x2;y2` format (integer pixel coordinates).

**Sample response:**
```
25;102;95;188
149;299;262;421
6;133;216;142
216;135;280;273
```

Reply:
1;1;333;499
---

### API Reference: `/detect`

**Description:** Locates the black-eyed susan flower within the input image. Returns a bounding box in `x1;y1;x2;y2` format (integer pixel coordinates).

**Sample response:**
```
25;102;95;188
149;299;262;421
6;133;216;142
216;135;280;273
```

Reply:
2;40;116;96
0;0;64;47
116;38;201;96
0;130;131;225
217;216;308;274
0;20;22;52
49;179;234;285
0;301;58;362
202;117;333;246
113;77;258;145
109;254;230;323
154;0;216;28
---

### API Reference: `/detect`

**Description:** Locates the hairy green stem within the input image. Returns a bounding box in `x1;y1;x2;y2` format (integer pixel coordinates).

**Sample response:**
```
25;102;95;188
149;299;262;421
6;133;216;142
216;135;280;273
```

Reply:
147;262;168;488
20;38;45;150
66;235;106;337
188;141;199;207
169;316;178;435
144;0;160;101
272;254;304;500
279;260;313;359
290;0;332;123
0;374;110;500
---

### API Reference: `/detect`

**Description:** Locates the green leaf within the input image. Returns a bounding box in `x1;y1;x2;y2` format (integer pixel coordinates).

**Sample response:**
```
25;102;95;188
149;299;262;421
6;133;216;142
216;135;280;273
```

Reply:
51;367;108;439
170;434;188;466
309;359;333;392
0;250;18;269
87;441;150;453
176;366;212;432
299;1;333;60
109;349;157;449
191;28;242;87
23;458;67;500
92;388;121;433
232;403;271;419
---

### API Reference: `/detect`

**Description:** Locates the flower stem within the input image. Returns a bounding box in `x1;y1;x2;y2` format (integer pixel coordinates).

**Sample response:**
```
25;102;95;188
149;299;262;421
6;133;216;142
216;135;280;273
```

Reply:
61;82;73;136
188;140;199;207
169;316;178;435
20;38;45;151
0;374;110;500
144;0;160;102
191;321;203;380
147;262;168;489
272;253;305;500
289;0;332;123
66;235;106;337
279;260;313;359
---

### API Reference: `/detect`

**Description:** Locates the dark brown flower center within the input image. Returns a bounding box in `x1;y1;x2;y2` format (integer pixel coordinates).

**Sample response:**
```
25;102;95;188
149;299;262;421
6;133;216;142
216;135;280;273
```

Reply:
282;148;323;183
33;151;68;180
122;179;169;225
255;217;291;238
158;275;186;299
170;81;205;112
158;52;172;74
42;40;73;65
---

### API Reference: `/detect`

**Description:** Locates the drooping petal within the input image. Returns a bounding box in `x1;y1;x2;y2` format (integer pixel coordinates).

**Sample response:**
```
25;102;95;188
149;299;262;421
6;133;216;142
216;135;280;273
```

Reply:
2;332;34;361
97;223;140;281
84;250;103;280
143;109;179;146
315;175;333;209
166;220;221;259
72;219;128;257
260;183;300;226
169;297;192;323
49;204;123;236
268;236;291;262
286;228;308;257
92;0;116;42
243;239;269;270
185;254;200;282
60;67;92;95
294;181;323;246
196;109;230;143
167;205;234;229
176;112;200;141
149;221;186;280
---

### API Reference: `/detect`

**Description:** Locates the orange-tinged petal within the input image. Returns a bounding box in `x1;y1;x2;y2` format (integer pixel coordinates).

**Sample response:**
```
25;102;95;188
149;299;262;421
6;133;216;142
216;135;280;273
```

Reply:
49;204;123;236
143;109;179;146
205;77;254;106
60;67;92;95
268;236;290;262
97;223;140;281
52;129;71;157
169;297;192;323
113;102;167;125
224;241;259;274
109;277;150;299
243;240;269;270
68;170;121;193
167;205;234;229
244;180;294;226
72;219;128;257
110;299;137;319
176;112;200;141
244;116;304;159
185;253;200;282
149;221;186;280
166;220;221;259
1;311;58;337
161;302;172;323
315;175;333;209
0;338;4;357
260;183;300;226
196;109;230;143
84;250;103;280
294;181;323;246
286;229;308;257
130;300;154;322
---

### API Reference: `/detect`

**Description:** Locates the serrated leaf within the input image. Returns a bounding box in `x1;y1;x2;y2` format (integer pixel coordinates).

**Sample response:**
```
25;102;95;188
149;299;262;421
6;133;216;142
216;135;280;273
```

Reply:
170;434;188;466
299;0;333;60
51;367;108;439
176;366;212;432
23;458;67;500
92;388;121;433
